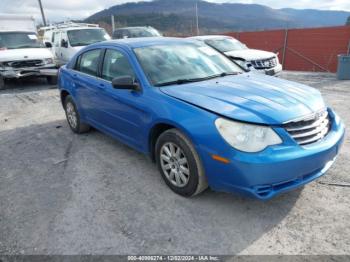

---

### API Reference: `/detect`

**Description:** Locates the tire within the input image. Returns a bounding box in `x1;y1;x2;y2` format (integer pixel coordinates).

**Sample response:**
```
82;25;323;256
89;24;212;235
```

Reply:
0;76;5;90
155;129;208;197
47;76;58;85
64;95;90;134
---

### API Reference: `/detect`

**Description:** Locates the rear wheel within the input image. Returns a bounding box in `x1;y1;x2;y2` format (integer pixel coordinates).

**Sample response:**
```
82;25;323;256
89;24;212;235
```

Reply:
64;95;90;134
155;129;208;197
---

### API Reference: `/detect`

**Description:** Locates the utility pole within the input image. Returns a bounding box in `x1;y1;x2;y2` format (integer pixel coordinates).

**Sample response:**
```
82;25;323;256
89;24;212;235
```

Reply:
282;28;288;67
195;2;199;36
38;0;47;26
111;15;115;33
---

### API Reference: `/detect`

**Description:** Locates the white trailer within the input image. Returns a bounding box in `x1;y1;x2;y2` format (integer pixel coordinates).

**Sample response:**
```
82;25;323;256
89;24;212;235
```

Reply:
0;14;37;32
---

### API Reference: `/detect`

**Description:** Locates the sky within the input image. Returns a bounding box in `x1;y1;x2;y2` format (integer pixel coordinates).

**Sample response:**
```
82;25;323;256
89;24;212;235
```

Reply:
1;0;350;23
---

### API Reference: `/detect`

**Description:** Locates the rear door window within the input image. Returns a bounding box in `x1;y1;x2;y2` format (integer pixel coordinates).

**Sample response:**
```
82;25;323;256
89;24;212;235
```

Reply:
77;49;101;77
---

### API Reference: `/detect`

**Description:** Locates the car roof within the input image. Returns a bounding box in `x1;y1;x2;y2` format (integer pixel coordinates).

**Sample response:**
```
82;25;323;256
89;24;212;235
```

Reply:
93;37;199;49
189;35;233;41
65;27;104;31
49;27;104;32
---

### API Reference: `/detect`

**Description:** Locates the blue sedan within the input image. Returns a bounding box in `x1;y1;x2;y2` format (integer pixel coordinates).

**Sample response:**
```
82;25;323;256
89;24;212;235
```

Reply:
58;37;345;200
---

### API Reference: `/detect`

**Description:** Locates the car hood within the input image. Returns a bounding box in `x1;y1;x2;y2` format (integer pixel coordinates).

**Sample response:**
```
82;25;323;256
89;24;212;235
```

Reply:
160;73;325;125
0;48;53;62
72;46;85;51
224;49;276;61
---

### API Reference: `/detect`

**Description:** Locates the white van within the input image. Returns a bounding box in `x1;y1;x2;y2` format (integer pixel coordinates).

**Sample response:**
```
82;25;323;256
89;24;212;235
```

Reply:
41;23;111;66
0;14;57;89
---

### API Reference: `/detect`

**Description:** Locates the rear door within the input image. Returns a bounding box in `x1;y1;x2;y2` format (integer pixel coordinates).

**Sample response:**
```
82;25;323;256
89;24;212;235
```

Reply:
72;49;103;122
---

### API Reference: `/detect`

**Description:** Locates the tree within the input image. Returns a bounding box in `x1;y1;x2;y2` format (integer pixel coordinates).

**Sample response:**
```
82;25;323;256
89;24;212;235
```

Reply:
346;16;350;26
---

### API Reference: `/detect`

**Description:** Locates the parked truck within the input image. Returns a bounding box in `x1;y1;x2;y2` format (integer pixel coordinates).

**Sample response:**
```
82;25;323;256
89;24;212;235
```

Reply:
40;22;111;66
0;14;57;89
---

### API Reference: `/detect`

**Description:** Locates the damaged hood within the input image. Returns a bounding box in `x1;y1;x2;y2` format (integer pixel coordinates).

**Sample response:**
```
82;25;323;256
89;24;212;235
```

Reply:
160;73;325;125
225;49;276;61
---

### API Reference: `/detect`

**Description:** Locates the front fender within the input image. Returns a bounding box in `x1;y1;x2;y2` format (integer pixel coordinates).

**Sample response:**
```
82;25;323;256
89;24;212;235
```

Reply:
145;91;220;164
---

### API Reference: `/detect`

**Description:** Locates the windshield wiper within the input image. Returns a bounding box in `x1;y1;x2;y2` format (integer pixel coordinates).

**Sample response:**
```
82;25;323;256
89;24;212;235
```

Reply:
219;72;239;77
155;72;239;87
72;43;88;46
155;78;203;87
156;75;223;87
13;45;42;49
73;41;103;46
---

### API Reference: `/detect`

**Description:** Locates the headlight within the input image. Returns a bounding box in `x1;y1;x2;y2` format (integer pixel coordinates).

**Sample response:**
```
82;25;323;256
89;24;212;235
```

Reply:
215;118;282;153
43;58;54;65
275;55;280;63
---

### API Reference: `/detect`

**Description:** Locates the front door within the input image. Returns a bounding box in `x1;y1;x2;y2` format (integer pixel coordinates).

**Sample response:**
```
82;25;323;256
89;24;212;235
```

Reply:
92;48;147;148
60;31;71;65
52;31;62;65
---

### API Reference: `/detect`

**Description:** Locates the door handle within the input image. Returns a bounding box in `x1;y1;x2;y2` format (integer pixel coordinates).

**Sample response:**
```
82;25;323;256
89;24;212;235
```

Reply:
72;74;78;87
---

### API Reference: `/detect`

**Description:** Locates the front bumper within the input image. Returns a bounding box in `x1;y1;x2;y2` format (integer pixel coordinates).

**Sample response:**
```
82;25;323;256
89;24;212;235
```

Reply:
0;64;58;79
253;63;283;76
199;109;345;200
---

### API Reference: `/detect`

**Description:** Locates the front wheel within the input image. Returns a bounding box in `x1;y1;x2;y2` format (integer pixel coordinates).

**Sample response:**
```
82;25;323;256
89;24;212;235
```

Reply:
64;95;90;134
155;129;208;197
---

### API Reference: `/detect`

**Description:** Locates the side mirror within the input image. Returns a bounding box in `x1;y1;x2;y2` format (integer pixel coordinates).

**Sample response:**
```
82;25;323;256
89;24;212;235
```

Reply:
45;42;52;48
112;76;140;90
61;39;68;48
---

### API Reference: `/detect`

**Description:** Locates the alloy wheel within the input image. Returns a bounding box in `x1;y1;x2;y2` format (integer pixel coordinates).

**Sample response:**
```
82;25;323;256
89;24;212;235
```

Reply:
66;102;78;129
160;142;190;187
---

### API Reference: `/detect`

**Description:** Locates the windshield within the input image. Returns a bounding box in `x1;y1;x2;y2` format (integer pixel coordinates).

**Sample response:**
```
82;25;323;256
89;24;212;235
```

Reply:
67;29;110;47
205;38;248;52
134;43;243;86
0;32;43;49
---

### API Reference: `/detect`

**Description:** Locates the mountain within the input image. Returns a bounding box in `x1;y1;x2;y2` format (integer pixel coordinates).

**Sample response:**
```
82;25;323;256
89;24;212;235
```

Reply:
85;0;350;35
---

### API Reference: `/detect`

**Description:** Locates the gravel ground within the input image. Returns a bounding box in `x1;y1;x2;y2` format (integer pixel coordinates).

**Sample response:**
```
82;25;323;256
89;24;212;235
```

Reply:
0;72;349;255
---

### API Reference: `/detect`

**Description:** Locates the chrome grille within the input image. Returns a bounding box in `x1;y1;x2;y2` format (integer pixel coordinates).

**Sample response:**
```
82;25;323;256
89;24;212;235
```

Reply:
283;110;331;146
5;60;43;68
250;57;277;69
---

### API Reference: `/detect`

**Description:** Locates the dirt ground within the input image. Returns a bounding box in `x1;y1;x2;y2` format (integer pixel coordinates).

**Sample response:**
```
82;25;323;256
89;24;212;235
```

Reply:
0;72;349;255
